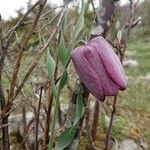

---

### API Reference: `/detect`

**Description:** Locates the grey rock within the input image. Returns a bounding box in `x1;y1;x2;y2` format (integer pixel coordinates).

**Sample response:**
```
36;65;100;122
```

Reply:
118;139;142;150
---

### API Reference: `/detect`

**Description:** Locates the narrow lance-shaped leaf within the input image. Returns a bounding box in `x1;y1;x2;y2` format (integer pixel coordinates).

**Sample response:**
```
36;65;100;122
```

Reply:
72;0;85;41
46;49;57;96
57;10;68;68
61;10;68;32
59;70;68;93
56;126;77;150
72;14;84;41
81;0;85;11
57;35;68;68
46;50;55;80
74;86;84;125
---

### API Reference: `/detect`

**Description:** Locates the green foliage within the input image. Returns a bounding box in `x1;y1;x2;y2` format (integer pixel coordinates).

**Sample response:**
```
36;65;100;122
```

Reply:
57;10;69;95
58;70;68;93
99;114;106;132
56;85;84;149
46;49;56;81
72;0;85;41
57;10;68;68
46;49;57;96
61;11;68;32
144;130;150;146
138;0;150;27
74;87;84;125
112;117;128;140
57;35;68;68
56;126;77;150
72;14;84;41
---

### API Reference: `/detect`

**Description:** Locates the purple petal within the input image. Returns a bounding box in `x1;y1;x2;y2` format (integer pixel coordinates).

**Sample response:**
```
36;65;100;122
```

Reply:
83;46;120;96
88;36;127;90
71;46;105;100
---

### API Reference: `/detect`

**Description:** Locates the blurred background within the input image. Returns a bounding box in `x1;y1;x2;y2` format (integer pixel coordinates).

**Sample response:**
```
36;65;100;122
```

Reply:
0;0;144;20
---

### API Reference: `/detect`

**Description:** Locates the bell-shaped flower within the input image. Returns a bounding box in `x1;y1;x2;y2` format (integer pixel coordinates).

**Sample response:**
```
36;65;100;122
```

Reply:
71;36;127;101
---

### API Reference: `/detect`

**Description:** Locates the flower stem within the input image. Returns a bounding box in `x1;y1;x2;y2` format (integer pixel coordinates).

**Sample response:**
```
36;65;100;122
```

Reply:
49;94;59;150
91;99;100;142
104;95;117;150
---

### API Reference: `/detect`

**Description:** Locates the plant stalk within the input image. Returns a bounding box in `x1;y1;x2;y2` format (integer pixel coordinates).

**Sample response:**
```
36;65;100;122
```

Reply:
49;93;60;150
104;96;117;150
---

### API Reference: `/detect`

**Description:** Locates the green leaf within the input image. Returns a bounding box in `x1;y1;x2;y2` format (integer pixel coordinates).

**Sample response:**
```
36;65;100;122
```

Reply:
46;50;55;80
61;11;68;32
46;49;57;96
57;35;68;68
74;87;84;125
81;0;85;11
56;126;77;150
72;0;85;41
59;70;68;92
72;14;84;41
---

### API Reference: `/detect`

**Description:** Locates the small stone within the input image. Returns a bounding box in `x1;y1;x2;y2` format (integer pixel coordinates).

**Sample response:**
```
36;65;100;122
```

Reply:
123;59;138;67
119;139;142;150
